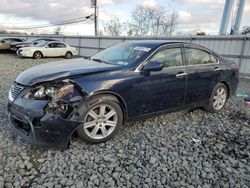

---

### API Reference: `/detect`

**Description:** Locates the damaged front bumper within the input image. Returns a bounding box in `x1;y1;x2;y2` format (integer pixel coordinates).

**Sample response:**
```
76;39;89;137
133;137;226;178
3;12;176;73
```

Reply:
8;97;82;149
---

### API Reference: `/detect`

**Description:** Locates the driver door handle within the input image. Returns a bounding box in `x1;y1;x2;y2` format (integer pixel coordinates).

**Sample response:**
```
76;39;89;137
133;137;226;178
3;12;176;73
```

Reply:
176;72;187;78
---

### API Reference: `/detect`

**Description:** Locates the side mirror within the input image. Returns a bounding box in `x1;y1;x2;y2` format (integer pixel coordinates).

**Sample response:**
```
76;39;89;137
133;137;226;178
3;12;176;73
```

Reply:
45;45;49;48
34;42;38;45
143;61;163;72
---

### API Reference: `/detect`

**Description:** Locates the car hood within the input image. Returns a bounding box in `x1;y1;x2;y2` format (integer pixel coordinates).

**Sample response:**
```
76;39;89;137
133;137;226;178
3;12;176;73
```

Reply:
16;58;120;86
19;46;38;50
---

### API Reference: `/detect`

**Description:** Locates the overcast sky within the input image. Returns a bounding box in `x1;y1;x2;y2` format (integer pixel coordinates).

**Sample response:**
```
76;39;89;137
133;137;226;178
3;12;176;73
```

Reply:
0;0;249;35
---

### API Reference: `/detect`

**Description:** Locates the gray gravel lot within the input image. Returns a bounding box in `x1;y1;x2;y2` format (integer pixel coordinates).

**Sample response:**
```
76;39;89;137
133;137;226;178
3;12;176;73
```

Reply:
0;53;250;188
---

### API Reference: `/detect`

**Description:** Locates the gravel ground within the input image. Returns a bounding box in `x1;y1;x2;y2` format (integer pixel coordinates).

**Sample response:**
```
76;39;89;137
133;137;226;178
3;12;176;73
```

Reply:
0;53;250;188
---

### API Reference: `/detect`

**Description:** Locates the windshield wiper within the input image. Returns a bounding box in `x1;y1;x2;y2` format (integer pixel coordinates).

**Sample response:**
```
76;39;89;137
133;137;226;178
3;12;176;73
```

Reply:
91;58;108;64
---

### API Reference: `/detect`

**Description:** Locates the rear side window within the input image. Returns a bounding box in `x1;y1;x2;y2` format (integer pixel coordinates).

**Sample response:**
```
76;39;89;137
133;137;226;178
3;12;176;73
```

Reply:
185;48;214;65
150;48;182;68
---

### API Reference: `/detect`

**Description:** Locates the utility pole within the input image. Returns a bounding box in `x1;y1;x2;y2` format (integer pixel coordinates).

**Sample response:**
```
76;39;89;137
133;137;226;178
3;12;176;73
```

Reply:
230;0;245;35
91;0;98;36
219;0;234;35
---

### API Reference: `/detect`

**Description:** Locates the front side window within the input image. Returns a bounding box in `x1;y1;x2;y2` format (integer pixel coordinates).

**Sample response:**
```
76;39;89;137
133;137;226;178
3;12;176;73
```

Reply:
47;43;55;48
185;48;214;65
15;39;23;42
210;54;218;64
53;43;66;48
149;48;182;68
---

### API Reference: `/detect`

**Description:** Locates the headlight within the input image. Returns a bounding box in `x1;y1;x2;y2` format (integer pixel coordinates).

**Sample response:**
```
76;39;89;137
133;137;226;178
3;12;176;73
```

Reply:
54;85;74;100
25;83;74;100
34;87;45;98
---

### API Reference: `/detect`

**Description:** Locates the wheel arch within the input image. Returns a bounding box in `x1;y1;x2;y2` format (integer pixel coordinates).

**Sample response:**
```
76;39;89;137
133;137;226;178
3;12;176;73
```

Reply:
67;91;127;146
33;50;43;57
86;91;128;120
219;81;231;98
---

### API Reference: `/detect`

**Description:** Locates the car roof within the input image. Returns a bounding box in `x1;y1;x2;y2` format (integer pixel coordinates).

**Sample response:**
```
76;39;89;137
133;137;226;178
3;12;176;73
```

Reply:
47;41;65;44
35;38;58;41
0;37;24;40
126;40;214;53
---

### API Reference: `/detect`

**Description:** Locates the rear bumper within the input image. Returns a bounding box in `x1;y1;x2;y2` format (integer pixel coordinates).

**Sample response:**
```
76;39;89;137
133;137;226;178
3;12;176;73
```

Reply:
8;97;81;149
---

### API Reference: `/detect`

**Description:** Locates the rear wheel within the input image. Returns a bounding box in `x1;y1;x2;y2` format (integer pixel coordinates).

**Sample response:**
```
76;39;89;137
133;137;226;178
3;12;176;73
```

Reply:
33;51;43;59
65;51;73;59
77;97;123;143
205;83;228;113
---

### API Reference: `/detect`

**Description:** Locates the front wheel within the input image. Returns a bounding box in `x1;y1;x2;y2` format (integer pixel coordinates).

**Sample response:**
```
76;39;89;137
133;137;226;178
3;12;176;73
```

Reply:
65;51;73;59
33;51;43;59
205;83;228;113
77;98;123;143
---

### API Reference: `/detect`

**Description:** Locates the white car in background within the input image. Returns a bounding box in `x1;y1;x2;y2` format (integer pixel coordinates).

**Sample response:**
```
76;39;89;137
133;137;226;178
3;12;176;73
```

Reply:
17;41;77;59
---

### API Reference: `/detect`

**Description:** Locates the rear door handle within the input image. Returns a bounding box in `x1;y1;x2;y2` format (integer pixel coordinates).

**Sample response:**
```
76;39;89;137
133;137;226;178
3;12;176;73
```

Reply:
213;67;221;71
176;72;187;78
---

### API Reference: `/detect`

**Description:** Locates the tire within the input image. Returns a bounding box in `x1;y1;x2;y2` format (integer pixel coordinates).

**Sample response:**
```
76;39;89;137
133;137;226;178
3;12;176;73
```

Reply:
65;51;73;59
77;96;123;143
33;51;43;59
205;83;228;113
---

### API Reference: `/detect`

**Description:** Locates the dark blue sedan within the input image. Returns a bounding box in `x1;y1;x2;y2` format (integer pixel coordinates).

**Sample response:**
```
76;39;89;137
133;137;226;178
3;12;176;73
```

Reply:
8;41;239;148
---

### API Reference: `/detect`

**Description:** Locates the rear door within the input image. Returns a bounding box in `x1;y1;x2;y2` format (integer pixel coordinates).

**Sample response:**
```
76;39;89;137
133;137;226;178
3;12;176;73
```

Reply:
184;45;221;105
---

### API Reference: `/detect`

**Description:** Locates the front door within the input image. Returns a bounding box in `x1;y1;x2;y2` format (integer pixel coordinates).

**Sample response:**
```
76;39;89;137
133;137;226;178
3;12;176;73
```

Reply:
43;42;66;57
133;45;187;116
43;42;56;57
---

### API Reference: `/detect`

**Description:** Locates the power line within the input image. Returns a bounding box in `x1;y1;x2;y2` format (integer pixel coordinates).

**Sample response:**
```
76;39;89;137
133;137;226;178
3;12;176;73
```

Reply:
1;10;87;27
12;15;93;30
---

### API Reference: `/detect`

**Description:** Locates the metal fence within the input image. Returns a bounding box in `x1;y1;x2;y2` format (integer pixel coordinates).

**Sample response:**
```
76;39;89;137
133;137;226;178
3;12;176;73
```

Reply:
1;34;250;74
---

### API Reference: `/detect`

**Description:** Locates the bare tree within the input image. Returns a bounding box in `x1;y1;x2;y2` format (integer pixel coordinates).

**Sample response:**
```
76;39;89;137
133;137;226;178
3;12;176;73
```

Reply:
54;26;62;35
103;17;124;36
241;26;250;35
168;10;177;36
127;4;177;36
196;31;206;36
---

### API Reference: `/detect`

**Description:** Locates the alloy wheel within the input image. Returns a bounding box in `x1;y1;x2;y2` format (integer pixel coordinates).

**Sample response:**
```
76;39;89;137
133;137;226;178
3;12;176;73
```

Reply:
83;104;118;140
34;52;42;59
213;87;227;110
66;52;72;59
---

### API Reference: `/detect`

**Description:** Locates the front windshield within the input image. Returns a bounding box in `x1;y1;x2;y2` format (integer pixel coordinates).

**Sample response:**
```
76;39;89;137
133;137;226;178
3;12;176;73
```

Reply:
35;41;48;47
91;43;152;66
